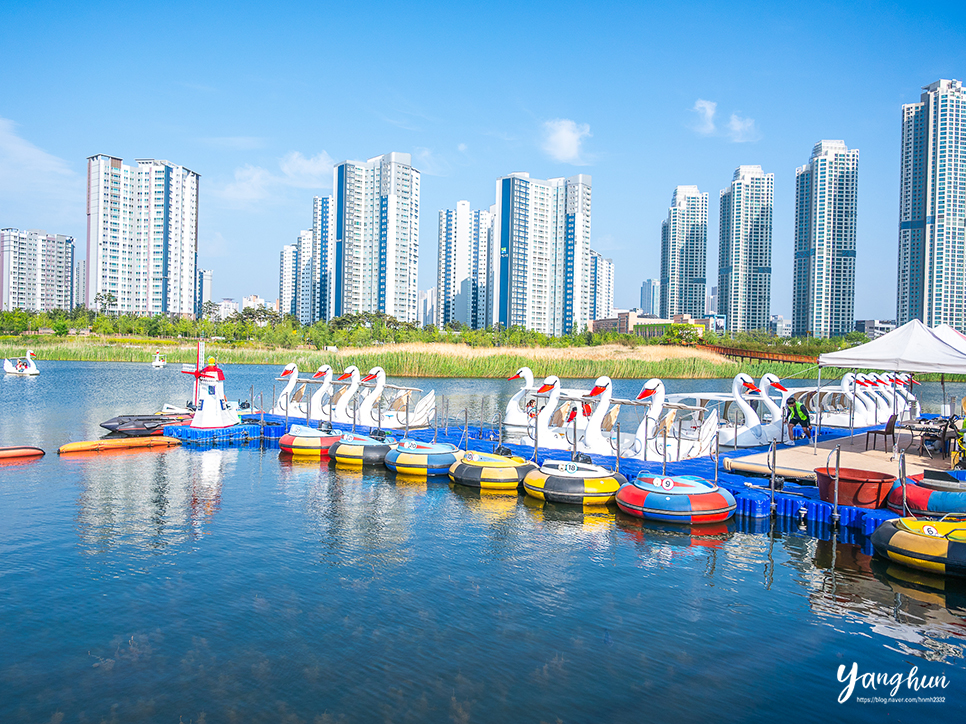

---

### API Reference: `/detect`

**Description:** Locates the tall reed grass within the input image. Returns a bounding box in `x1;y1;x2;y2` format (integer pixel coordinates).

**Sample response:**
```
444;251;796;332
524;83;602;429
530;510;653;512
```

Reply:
0;337;875;380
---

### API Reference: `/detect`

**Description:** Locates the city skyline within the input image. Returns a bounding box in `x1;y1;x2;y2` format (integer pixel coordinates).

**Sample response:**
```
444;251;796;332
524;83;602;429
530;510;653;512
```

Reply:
3;2;964;320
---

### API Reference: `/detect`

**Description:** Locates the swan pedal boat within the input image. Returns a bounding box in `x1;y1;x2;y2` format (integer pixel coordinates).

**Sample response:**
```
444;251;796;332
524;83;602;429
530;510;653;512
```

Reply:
523;460;627;505
871;516;966;578
616;474;737;524
279;424;343;458
448;450;537;490
3;350;39;376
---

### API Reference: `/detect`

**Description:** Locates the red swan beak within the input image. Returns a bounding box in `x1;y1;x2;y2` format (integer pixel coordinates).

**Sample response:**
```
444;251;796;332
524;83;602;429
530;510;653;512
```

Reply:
508;373;521;381
742;381;761;393
312;369;327;378
361;373;377;383
637;388;656;400
589;384;607;397
537;383;554;394
337;371;353;381
772;382;788;392
281;368;294;377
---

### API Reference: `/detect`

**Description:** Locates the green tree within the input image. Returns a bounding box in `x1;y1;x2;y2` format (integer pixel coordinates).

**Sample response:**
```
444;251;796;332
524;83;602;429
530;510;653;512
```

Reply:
93;291;118;316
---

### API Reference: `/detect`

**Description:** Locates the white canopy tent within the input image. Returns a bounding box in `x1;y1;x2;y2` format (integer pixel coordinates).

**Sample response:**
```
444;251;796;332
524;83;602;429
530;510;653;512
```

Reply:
818;319;966;373
932;323;966;355
809;320;966;451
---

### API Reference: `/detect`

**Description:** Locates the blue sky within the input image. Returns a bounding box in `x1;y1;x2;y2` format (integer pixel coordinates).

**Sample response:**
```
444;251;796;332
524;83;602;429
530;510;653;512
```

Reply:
1;0;964;318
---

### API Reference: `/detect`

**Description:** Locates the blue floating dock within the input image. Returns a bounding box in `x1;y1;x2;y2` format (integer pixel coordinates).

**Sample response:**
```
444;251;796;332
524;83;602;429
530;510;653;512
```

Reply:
165;412;900;534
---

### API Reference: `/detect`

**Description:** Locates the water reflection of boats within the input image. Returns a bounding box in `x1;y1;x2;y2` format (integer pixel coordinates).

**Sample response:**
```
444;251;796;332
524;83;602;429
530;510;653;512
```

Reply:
870;557;966;612
449;484;522;523
786;537;966;663
521;495;618;531
76;448;235;549
615;513;734;549
392;471;430;494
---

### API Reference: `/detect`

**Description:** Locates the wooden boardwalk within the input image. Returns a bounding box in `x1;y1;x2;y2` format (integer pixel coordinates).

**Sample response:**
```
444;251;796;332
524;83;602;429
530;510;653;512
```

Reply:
698;344;817;365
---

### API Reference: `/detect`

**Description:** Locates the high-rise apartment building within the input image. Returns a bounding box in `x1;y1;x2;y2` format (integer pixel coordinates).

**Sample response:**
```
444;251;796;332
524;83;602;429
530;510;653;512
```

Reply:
897;79;966;331
312;195;335;322
589;250;614;322
705;285;718;316
73;259;86;310
436;200;492;329
0;228;74;312
488;172;592;334
640;279;660;316
288;197;335;325
86;154;199;316
792;141;859;338
195;268;212;318
659;185;708;319
418;288;436;327
718;166;774;333
332;153;419;323
279;244;298;317
296;229;315;325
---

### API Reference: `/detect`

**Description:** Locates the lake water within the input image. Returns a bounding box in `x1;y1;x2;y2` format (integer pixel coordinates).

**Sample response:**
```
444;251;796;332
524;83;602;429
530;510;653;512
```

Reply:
1;362;964;722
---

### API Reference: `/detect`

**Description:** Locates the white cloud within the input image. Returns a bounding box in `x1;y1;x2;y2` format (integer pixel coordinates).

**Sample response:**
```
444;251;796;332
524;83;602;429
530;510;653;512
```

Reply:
689;100;761;143
541;118;592;165
0;117;84;229
727;113;761;143
220;165;276;203
691;99;717;135
215;150;334;205
412;147;448;176
277;151;335;187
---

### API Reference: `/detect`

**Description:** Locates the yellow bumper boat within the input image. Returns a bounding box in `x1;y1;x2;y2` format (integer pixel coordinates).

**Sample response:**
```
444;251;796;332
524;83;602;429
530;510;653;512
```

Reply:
871;515;966;578
448;450;537;490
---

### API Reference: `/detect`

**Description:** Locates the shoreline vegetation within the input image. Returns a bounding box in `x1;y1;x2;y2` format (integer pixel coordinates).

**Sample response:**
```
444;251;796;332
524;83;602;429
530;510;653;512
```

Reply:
2;308;960;381
0;335;945;381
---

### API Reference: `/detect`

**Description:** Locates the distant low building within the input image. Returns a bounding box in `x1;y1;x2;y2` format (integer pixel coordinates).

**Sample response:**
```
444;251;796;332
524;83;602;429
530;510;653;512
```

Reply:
242;294;266;310
218;298;238;321
769;314;792;338
593;309;649;335
855;319;896;339
632;314;705;339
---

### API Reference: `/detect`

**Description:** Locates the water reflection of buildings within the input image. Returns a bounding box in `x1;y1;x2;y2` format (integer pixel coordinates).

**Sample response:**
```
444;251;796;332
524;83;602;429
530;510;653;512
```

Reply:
781;536;966;664
76;448;236;551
